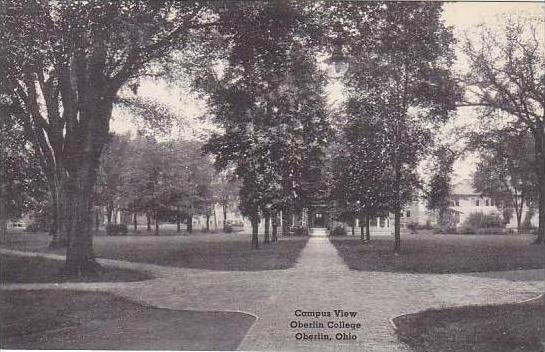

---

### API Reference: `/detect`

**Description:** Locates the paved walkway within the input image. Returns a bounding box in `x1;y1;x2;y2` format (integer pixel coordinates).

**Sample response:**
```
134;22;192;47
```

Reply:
1;238;544;351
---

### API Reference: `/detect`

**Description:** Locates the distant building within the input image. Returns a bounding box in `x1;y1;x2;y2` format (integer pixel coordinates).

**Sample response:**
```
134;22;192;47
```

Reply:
5;215;31;231
408;179;539;229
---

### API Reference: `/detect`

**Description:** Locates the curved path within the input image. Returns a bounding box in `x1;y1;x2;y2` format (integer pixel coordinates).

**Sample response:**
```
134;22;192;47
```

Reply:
1;238;543;351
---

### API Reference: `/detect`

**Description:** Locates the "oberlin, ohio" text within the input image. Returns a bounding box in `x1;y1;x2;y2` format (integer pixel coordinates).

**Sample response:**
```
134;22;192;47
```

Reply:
291;309;360;341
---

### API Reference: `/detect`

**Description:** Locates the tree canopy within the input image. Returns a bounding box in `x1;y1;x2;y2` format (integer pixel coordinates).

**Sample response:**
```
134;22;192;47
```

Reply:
463;14;545;243
0;0;215;275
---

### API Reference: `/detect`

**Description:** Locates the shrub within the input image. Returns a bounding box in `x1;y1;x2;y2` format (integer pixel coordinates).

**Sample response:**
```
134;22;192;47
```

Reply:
475;227;506;235
457;226;476;235
106;224;128;236
432;226;457;234
25;212;50;233
407;222;419;234
416;223;433;230
224;225;233;233
463;212;504;229
330;226;347;237
25;221;47;233
292;226;309;236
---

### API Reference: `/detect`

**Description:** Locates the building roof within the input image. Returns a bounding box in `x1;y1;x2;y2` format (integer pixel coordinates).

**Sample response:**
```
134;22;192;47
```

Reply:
452;179;477;196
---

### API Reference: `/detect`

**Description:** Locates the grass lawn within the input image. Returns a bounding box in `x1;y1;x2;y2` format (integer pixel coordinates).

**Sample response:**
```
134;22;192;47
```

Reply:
0;254;150;283
393;295;545;352
330;233;545;273
0;290;255;350
0;232;308;271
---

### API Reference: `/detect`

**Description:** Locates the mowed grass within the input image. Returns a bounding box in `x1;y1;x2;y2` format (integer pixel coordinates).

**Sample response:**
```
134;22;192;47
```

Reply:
0;290;255;350
0;254;150;283
330;233;545;273
393;295;545;352
0;232;308;271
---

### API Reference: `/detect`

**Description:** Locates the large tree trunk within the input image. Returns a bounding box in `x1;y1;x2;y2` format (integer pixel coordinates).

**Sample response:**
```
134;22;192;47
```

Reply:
213;207;217;231
0;168;7;237
176;205;181;233
394;207;401;252
155;210;159;236
106;207;112;225
359;216;365;241
514;200;523;234
272;212;278;242
63;165;101;278
187;214;193;234
251;216;259;249
393;153;402;252
133;212;137;232
222;204;227;231
49;177;68;248
147;213;151;232
264;214;270;244
206;214;210;232
351;217;355;236
365;215;371;242
534;124;545;244
95;209;100;232
282;208;290;236
49;192;59;236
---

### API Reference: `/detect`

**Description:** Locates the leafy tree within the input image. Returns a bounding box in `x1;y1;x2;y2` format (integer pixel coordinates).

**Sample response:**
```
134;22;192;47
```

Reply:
462;15;545;243
122;136;171;236
426;145;457;226
331;107;392;242
1;0;213;276
200;1;329;248
122;136;197;236
0;96;48;235
336;2;461;251
469;128;537;233
121;137;214;235
212;170;240;232
96;133;131;226
169;140;215;234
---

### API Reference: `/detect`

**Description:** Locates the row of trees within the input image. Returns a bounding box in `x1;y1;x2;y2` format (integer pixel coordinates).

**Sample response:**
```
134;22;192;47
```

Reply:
95;134;225;236
1;1;543;276
196;1;331;248
0;98;48;236
332;10;545;247
329;2;460;250
425;15;544;239
0;0;218;275
461;15;544;243
469;128;537;232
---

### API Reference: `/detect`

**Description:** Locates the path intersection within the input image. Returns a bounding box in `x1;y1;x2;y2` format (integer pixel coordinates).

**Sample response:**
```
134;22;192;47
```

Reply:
1;237;543;351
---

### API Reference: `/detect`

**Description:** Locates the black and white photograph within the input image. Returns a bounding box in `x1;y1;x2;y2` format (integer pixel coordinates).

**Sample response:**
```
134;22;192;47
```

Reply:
0;0;544;351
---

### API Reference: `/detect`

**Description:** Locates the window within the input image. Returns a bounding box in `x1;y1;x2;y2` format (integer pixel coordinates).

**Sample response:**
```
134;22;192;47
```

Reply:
406;211;411;218
379;217;385;228
486;199;489;206
370;218;377;227
455;199;460;206
476;199;480;206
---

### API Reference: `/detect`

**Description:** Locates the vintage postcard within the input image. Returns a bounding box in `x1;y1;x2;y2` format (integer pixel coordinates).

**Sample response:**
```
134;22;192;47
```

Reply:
1;1;544;351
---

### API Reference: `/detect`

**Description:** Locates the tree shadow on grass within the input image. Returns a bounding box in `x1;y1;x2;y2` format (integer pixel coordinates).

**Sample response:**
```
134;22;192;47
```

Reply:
393;295;545;352
0;290;256;350
0;255;151;283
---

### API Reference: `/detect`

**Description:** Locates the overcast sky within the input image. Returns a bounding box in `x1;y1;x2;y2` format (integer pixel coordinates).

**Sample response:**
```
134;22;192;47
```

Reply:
110;1;544;181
